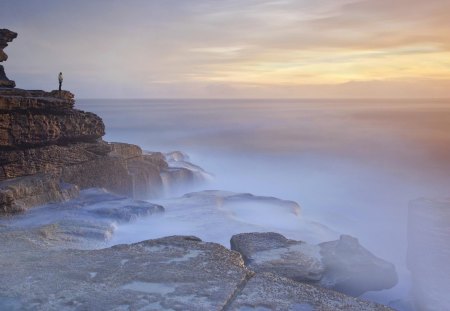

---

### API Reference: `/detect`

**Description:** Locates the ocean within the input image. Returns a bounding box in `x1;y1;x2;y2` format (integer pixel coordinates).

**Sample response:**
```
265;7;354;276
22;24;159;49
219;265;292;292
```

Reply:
77;98;450;307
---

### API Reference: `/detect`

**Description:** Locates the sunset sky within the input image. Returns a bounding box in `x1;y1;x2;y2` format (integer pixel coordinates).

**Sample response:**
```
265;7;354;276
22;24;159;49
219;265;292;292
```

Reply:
2;0;450;98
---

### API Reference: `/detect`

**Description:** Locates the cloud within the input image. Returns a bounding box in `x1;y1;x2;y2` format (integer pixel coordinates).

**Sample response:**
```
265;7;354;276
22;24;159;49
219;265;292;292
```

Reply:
1;0;449;98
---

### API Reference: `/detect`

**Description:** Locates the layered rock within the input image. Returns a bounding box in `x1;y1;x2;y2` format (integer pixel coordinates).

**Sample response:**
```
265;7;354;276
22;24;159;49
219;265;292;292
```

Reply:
0;89;210;212
0;29;17;87
0;173;79;214
230;232;398;296
407;198;450;311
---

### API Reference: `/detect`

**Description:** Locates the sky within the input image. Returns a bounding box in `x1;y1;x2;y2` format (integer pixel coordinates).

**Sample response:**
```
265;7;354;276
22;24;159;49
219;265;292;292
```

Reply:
1;0;450;98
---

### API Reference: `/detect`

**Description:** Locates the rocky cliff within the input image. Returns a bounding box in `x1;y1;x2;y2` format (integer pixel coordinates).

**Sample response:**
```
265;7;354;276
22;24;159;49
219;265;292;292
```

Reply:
0;29;203;214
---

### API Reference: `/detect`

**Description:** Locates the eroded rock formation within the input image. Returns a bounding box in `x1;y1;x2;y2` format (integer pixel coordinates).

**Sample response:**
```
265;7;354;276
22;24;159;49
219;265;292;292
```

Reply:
0;29;208;213
230;232;398;296
0;29;17;88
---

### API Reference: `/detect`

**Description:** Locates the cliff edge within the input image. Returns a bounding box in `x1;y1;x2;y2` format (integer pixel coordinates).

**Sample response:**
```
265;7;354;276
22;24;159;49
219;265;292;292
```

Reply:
0;29;196;214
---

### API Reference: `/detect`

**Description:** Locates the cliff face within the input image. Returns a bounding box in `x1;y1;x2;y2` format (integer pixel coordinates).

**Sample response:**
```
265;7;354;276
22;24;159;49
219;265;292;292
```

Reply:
0;29;200;214
0;90;204;214
0;87;171;213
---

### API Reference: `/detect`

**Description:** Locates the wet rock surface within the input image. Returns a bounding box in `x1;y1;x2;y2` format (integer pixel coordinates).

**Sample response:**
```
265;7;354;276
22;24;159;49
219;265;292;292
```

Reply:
0;188;164;248
0;235;252;311
0;227;394;311
231;232;325;283
230;232;398;296
228;272;393;311
0;174;79;214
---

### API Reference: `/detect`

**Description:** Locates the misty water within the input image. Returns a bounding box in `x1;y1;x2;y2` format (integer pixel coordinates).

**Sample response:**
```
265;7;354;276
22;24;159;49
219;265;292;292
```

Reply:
78;98;449;307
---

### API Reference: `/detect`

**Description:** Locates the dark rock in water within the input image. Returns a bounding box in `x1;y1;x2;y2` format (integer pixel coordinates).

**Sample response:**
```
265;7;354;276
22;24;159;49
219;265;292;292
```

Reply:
407;198;450;311
230;232;398;296
231;232;325;282
319;235;398;296
0;29;18;87
227;272;394;311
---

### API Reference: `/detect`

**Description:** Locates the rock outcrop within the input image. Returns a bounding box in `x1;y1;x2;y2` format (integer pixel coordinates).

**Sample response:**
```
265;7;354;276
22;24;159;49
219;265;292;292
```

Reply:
0;227;394;311
230;232;398;296
0;86;170;212
0;29;210;213
0;29;17;87
407;198;450;311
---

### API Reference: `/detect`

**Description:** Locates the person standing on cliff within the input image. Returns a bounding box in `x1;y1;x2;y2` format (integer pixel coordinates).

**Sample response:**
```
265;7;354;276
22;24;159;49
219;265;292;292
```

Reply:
58;72;63;93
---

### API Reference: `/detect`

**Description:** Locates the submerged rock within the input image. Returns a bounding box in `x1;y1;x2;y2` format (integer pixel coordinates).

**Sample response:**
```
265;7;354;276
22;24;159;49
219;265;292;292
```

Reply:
230;232;398;296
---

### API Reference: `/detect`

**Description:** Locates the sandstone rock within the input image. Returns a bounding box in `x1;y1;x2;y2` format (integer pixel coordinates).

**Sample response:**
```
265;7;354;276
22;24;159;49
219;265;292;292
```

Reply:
0;141;112;180
109;141;143;159
230;232;398;296
407;198;450;311
0;235;252;310
0;65;15;88
319;235;398;296
0;226;395;311
0;29;17;62
0;109;105;149
0;29;208;212
0;173;79;214
0;29;18;87
0;93;74;112
227;272;394;311
231;232;325;282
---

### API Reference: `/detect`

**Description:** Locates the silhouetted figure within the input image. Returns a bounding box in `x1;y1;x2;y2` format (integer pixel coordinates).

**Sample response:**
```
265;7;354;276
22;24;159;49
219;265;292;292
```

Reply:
58;72;63;92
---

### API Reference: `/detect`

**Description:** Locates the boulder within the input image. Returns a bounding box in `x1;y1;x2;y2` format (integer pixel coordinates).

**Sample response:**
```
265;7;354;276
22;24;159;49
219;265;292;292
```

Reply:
231;232;325;282
319;235;398;296
230;232;398;296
